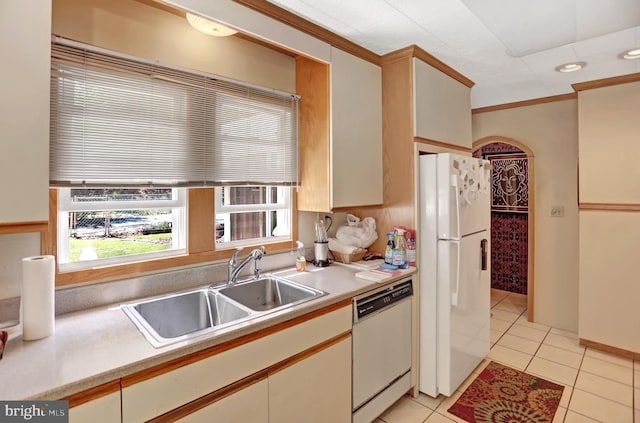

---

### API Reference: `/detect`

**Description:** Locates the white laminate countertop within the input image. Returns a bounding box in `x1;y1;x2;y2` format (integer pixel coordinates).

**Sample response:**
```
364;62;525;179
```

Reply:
0;263;416;400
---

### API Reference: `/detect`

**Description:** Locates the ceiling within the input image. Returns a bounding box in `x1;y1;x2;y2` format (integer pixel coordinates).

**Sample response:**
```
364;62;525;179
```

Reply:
266;0;640;108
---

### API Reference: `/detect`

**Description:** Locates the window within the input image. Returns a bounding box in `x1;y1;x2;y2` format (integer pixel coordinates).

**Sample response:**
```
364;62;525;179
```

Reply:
215;186;291;248
49;40;299;188
49;39;299;280
57;188;186;271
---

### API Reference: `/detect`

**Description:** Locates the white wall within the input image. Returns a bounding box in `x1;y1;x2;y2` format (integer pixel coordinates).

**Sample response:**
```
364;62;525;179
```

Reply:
472;99;579;332
0;234;41;300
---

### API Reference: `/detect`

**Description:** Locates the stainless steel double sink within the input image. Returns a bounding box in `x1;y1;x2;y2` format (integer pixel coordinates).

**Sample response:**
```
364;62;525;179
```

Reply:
122;275;326;348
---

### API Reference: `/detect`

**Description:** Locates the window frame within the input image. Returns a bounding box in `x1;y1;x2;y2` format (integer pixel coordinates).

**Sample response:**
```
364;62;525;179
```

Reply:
214;186;292;248
47;188;299;287
56;188;187;272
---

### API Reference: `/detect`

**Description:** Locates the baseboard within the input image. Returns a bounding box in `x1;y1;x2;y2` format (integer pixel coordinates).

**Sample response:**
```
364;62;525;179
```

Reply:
579;338;640;361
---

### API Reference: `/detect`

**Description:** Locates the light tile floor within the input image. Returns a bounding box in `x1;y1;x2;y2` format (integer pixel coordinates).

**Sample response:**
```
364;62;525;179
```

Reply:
375;289;638;423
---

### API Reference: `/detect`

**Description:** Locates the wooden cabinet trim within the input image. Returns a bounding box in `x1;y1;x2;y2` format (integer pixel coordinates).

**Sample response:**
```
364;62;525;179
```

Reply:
0;221;48;235
147;330;351;422
121;299;352;387
268;331;351;376
187;189;215;254
295;56;330;212
579;203;640;212
382;45;474;88
146;370;268;423
580;338;640;361
63;380;121;408
414;137;472;153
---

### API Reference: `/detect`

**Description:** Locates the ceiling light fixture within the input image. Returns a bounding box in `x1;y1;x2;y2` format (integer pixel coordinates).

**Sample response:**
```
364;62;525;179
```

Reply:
186;12;238;37
621;48;640;60
555;62;586;73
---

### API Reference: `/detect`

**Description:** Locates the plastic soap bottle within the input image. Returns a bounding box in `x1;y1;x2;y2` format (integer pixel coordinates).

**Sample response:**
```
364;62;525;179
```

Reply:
384;231;395;264
392;229;407;268
295;241;306;272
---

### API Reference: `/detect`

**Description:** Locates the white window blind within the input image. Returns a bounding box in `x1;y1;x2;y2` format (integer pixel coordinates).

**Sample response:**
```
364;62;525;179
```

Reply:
50;40;299;187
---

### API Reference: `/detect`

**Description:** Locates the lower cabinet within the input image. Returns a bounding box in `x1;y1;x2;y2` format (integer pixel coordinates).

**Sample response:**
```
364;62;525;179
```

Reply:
174;337;351;423
176;379;269;423
121;304;352;423
269;337;351;423
68;390;121;423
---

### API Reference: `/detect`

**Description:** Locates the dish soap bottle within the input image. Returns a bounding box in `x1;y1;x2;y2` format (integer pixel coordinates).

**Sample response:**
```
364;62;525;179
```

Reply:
392;229;407;268
384;231;395;264
295;241;306;272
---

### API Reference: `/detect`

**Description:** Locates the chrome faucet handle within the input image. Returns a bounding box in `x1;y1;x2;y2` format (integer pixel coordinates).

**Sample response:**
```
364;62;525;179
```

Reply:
228;247;245;283
253;246;266;279
230;247;244;264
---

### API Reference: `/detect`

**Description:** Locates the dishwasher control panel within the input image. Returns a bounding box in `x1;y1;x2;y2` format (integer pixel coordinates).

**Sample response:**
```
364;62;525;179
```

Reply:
354;279;413;322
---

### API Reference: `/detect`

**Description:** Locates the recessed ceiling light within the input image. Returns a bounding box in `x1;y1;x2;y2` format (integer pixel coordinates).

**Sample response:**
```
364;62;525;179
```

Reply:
186;12;238;37
621;48;640;60
554;62;586;73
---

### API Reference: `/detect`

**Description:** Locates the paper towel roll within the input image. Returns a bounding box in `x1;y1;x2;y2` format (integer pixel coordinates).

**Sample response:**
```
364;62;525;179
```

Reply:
21;255;55;341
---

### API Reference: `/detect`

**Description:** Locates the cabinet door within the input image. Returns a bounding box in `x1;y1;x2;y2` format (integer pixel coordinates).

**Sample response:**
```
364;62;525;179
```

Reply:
331;47;383;208
269;337;352;423
68;391;121;423
177;379;268;423
412;58;472;149
0;0;50;224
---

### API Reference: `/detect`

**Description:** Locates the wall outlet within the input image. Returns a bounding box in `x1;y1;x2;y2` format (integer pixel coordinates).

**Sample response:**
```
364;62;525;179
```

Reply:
550;205;564;217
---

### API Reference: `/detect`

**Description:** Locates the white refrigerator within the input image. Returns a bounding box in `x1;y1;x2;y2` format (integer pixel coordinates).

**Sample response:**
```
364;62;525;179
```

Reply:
418;153;491;398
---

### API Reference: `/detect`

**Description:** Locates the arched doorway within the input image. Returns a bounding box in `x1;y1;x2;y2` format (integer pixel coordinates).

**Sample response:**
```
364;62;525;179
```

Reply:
472;136;535;322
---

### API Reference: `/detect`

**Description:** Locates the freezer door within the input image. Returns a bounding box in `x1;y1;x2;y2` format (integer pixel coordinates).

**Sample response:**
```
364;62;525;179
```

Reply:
436;154;490;239
437;231;490;396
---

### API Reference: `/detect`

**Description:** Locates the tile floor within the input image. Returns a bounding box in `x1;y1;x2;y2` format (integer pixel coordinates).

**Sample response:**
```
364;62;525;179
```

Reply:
375;289;639;423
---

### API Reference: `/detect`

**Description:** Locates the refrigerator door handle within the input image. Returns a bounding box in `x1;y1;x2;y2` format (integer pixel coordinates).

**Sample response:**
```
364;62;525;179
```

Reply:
451;175;461;240
451;240;460;306
481;239;488;271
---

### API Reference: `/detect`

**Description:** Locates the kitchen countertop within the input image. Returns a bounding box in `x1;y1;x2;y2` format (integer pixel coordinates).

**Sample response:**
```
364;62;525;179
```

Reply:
0;262;415;401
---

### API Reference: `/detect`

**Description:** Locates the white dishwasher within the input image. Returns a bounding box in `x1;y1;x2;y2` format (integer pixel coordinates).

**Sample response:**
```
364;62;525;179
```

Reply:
352;277;413;423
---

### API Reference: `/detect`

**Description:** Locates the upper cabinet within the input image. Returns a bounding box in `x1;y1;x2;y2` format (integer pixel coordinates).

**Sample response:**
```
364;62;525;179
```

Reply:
412;58;472;149
330;47;383;209
297;47;383;212
0;0;51;227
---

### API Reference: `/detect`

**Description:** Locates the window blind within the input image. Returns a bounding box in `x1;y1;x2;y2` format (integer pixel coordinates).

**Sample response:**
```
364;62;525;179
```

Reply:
50;40;299;187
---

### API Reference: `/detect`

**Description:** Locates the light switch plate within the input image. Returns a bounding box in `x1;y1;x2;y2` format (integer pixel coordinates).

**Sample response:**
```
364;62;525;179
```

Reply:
550;205;564;217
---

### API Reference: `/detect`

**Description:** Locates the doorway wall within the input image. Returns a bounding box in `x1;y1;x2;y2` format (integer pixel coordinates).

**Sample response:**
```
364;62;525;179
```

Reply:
473;136;535;320
473;142;529;294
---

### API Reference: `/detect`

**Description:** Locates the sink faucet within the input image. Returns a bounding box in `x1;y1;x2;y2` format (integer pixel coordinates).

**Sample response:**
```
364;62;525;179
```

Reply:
227;246;266;286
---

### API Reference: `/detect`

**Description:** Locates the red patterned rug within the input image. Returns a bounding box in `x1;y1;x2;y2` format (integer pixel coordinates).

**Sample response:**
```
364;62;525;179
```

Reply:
447;361;564;423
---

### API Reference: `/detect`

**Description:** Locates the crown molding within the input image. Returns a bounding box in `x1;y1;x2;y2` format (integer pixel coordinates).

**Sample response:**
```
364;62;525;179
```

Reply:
472;92;577;114
572;72;640;92
231;0;381;66
382;45;474;88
